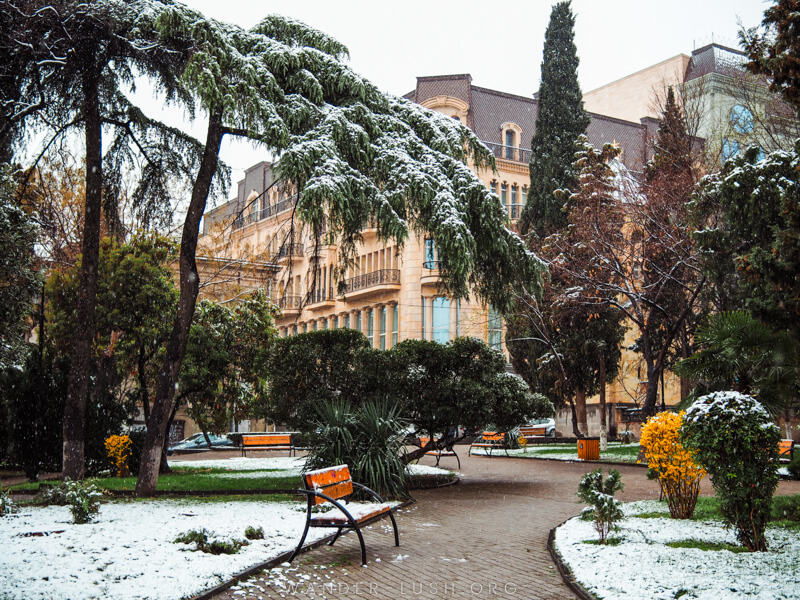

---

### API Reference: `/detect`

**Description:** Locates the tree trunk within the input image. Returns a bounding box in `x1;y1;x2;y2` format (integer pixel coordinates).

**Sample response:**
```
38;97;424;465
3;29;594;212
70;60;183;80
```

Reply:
575;389;588;438
136;110;224;497
598;350;607;451
642;363;661;417
566;397;581;438
62;62;102;481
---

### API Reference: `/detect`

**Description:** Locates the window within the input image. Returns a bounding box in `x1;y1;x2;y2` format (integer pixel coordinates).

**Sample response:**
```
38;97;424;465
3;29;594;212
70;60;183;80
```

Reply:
343;314;350;329
424;238;439;269
490;180;498;196
521;185;528;207
488;306;502;348
510;185;520;219
392;304;399;346
722;138;740;163
312;321;318;331
322;319;328;330
501;183;508;214
455;298;460;337
432;297;450;344
332;316;338;330
367;308;374;346
355;311;361;333
505;130;515;159
730;105;754;134
379;306;387;350
303;323;308;334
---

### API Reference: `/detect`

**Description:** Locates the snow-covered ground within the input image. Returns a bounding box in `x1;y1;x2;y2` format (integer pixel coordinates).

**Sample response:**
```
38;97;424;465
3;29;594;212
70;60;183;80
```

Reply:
0;457;445;600
554;500;800;600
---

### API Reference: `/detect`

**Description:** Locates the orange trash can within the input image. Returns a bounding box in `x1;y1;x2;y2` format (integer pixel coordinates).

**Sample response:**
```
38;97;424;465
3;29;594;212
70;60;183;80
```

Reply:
577;437;600;460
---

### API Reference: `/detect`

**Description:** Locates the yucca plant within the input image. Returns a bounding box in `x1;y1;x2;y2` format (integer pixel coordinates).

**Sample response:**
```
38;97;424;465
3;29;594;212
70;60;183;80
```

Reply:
304;397;410;499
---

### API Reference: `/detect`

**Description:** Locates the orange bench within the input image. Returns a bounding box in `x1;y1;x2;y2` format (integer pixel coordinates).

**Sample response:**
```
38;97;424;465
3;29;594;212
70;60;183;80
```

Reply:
417;436;461;469
288;464;400;565
519;425;547;441
778;439;795;463
468;431;508;457
240;433;295;457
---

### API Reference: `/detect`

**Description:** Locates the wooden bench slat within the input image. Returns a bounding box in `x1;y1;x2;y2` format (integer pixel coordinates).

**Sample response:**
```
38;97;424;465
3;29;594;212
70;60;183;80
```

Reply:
310;504;390;525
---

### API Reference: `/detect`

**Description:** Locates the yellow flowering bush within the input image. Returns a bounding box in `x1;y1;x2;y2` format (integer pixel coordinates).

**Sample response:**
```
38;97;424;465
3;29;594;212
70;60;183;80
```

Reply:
104;435;132;477
640;411;705;519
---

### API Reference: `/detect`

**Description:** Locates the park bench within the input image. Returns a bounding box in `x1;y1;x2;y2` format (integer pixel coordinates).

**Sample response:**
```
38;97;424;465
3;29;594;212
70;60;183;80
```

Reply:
778;439;795;463
239;432;296;457
468;431;508;457
416;436;461;469
288;464;400;565
518;425;548;442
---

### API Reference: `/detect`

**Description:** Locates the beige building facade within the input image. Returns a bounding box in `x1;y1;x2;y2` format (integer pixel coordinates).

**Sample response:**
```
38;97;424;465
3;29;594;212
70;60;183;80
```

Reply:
202;74;650;362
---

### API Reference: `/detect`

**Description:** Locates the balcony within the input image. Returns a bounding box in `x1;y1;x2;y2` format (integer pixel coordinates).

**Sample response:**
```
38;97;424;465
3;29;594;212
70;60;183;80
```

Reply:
305;289;335;309
278;295;302;317
232;194;298;230
483;142;531;164
421;260;442;289
276;243;304;265
341;268;401;300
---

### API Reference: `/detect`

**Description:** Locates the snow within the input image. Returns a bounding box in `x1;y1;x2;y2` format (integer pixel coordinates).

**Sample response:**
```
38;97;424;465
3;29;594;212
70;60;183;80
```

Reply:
554;500;800;600
0;455;429;600
0;498;328;600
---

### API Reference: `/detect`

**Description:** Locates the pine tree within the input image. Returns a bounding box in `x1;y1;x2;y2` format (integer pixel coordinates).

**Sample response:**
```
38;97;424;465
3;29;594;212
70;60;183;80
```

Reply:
520;0;590;238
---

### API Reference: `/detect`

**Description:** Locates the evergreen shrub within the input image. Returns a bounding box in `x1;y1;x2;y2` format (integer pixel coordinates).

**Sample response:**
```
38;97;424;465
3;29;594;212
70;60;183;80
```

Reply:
577;468;624;544
681;391;781;551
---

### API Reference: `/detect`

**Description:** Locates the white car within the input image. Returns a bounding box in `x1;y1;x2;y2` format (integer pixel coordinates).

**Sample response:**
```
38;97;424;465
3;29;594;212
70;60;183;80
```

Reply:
525;418;556;437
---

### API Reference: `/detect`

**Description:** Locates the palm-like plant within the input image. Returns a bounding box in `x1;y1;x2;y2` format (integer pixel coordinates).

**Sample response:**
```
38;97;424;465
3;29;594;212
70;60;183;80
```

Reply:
674;311;799;414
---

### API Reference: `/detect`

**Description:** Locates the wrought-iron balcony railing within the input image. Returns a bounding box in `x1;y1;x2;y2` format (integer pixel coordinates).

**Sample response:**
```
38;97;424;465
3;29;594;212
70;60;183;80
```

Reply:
342;269;400;294
305;289;335;305
277;242;304;260
483;141;531;164
232;194;299;230
278;295;302;311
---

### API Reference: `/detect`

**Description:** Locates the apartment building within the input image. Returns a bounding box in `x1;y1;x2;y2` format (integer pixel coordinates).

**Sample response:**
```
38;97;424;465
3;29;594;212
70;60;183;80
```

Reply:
201;74;651;358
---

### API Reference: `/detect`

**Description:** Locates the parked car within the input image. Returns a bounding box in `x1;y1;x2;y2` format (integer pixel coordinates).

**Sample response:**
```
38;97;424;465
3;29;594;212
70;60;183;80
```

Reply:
167;433;235;455
526;418;556;437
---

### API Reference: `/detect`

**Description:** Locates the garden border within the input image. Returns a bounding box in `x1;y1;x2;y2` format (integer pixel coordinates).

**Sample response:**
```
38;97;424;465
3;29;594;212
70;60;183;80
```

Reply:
189;500;414;600
547;518;598;600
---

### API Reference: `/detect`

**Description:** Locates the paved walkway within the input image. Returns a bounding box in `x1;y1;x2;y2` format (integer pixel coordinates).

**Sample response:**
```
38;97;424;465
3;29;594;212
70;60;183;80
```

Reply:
210;452;800;600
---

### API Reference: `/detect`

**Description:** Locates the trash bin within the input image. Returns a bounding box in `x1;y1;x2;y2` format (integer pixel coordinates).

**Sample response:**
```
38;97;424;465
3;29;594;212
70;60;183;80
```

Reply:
577;437;600;460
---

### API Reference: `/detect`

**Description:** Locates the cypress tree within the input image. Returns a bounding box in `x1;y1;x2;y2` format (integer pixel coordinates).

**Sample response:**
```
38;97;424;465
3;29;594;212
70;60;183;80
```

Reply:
520;0;589;237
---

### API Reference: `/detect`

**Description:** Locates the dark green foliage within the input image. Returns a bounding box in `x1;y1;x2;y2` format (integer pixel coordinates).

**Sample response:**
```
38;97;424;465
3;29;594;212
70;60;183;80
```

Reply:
173;528;245;554
390;337;553;439
304;398;409;500
691;142;800;331
0;166;39;371
786;456;800;481
244;526;264;540
265;329;379;431
674;311;800;413
681;391;781;551
180;289;277;434
0;350;65;479
577;468;624;544
742;0;800;112
521;0;590;237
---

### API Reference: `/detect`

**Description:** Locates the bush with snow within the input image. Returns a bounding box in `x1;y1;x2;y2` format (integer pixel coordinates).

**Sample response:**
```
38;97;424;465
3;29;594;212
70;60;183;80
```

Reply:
681;391;781;551
64;480;103;524
577;468;624;544
0;486;16;516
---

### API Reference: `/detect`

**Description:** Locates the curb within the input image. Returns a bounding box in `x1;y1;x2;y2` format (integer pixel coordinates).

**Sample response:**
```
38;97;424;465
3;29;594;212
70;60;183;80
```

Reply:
189;500;415;600
547;519;598;600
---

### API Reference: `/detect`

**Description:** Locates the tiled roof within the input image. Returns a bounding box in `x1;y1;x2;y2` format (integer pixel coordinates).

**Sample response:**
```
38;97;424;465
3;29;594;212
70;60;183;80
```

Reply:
685;43;747;81
409;74;650;173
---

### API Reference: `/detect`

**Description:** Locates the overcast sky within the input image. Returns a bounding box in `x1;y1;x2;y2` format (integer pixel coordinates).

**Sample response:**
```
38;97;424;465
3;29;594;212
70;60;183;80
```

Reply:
175;0;768;187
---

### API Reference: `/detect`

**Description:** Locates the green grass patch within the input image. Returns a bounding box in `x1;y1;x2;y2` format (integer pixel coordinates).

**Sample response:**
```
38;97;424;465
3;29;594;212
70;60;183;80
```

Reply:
666;539;749;553
518;442;640;462
582;537;623;546
630;494;800;527
10;469;300;495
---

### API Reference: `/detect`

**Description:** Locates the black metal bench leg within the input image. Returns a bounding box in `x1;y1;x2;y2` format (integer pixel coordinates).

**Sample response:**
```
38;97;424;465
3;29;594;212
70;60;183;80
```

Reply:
387;510;400;547
288;520;311;563
353;525;367;565
328;527;343;546
455;452;461;469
